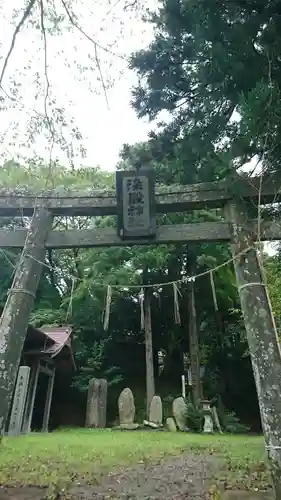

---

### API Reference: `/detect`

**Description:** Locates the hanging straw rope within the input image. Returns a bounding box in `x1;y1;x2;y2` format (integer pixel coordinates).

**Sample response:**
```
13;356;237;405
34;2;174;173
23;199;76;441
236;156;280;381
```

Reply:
66;277;75;321
210;271;218;312
173;282;181;324
103;285;112;331
140;287;145;329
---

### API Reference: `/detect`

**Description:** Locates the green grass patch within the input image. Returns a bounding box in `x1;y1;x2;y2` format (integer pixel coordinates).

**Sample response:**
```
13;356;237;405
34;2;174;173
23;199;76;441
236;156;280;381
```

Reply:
0;430;270;492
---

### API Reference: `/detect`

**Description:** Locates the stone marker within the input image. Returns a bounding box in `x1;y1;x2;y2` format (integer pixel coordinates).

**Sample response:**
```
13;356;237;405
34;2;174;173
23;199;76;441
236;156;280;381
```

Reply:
172;396;187;431
99;379;107;428
149;395;163;426
118;387;139;429
8;366;30;436
166;417;177;432
85;378;107;428
203;413;213;433
202;400;213;434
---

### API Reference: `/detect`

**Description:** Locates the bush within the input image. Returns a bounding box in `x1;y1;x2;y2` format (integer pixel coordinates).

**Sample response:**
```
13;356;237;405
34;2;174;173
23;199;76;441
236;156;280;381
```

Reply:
222;411;250;434
215;396;249;433
184;397;249;434
185;400;204;432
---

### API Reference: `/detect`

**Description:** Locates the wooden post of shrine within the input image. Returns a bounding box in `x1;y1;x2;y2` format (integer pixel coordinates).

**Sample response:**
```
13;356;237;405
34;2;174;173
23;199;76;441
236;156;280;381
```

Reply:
22;360;40;433
187;248;202;405
0;208;52;436
225;200;281;497
42;368;56;432
144;285;155;417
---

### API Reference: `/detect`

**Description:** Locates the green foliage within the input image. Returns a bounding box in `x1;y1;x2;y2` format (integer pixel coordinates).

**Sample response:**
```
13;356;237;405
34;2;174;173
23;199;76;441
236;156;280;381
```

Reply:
29;308;66;328
185;400;204;433
129;0;281;176
222;411;250;435
72;339;122;392
216;397;250;434
185;398;250;434
0;161;114;190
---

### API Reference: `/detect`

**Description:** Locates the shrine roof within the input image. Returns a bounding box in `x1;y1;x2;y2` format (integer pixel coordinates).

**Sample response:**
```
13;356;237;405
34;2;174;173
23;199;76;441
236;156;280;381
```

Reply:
24;324;76;370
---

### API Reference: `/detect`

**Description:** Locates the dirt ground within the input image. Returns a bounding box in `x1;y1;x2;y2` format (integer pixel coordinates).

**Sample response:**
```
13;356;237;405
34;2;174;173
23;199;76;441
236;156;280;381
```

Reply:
0;454;274;500
0;455;216;500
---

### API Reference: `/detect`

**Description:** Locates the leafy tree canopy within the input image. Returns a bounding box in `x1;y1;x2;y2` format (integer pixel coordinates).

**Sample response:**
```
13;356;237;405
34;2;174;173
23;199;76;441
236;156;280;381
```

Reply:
129;0;281;177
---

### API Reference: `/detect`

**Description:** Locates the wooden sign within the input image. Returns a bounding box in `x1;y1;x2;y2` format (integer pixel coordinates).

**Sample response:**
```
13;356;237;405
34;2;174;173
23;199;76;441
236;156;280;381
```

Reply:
116;169;156;239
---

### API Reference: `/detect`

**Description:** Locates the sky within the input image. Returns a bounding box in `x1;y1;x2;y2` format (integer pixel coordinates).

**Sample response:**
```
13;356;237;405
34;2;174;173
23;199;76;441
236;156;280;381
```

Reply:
0;0;157;170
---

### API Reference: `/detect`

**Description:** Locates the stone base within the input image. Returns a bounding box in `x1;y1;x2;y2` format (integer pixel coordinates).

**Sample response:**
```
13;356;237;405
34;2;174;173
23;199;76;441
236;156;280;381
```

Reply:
143;420;163;429
111;424;166;432
114;423;140;430
141;426;166;431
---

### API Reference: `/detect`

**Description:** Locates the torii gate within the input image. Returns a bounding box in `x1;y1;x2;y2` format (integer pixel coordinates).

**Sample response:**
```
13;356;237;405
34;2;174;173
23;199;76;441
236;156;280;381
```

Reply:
0;171;281;494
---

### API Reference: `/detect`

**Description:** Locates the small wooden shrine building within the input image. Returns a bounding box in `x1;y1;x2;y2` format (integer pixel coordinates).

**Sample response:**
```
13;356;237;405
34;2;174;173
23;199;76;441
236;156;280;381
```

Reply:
7;325;76;435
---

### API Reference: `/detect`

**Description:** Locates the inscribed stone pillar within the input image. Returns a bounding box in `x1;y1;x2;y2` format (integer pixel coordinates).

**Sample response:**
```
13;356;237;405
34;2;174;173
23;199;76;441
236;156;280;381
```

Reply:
118;387;139;430
8;366;30;436
172;396;187;431
149;395;163;426
98;379;107;428
85;378;107;428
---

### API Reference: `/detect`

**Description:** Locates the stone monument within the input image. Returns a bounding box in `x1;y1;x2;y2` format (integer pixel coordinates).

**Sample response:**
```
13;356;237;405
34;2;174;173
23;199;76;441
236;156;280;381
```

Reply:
166;417;177;432
149;395;163;425
118;387;139;430
85;378;108;428
172;396;187;431
144;395;163;428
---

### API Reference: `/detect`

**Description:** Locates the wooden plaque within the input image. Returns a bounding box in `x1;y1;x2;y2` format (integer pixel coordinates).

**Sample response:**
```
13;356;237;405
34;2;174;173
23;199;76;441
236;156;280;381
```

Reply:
116;169;156;239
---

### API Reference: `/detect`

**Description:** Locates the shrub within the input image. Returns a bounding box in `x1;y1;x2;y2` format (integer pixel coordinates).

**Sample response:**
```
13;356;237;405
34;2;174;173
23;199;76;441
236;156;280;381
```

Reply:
185;400;204;432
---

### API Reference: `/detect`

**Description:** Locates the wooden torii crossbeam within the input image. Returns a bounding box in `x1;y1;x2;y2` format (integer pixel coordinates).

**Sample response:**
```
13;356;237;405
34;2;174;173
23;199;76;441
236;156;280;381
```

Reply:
0;173;281;495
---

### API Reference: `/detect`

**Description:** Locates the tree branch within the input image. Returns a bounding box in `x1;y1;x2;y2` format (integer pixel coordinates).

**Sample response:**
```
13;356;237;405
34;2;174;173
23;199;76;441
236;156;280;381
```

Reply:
60;0;126;107
39;0;55;184
60;0;125;60
93;43;109;109
0;0;36;88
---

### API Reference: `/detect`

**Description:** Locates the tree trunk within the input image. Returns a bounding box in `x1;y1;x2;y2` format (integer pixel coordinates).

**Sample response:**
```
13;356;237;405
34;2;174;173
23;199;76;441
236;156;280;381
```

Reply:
0;208;52;436
144;287;155;417
187;249;202;405
226;200;281;499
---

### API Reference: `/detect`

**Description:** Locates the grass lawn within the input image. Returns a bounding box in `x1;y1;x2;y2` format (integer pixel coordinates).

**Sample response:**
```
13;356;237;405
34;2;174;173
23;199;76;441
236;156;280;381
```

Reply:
0;430;271;492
